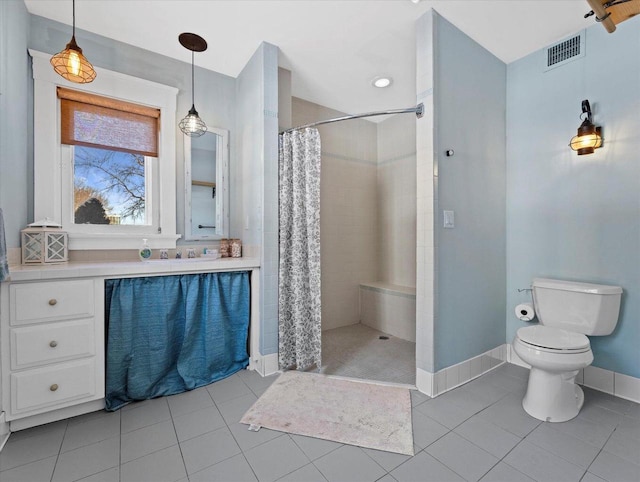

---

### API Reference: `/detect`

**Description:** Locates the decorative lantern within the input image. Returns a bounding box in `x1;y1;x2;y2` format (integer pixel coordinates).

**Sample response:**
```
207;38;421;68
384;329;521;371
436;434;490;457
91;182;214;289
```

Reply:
21;219;69;265
569;100;603;156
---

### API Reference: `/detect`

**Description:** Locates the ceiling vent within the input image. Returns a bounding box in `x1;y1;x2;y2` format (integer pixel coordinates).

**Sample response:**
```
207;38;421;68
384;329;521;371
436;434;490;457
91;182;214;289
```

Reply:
544;31;585;71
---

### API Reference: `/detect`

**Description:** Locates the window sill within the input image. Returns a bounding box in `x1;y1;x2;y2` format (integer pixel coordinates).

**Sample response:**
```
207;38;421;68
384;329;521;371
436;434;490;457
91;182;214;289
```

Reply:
68;233;181;250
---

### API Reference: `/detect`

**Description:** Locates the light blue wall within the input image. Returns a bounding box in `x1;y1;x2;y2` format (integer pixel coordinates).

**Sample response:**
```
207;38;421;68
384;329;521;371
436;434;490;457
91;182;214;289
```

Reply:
235;42;279;356
433;14;507;371
0;0;30;248
7;7;278;360
27;14;237;244
261;45;280;357
506;19;640;378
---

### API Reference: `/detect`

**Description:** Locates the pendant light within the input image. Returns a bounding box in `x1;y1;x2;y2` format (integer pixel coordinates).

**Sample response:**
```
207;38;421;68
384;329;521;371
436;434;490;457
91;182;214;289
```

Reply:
50;0;96;84
178;33;208;137
569;99;603;155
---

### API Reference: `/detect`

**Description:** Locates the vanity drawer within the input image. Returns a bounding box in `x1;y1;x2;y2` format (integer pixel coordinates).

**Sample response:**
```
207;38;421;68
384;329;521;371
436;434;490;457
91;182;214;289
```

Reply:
11;359;97;414
10;280;95;325
11;319;95;369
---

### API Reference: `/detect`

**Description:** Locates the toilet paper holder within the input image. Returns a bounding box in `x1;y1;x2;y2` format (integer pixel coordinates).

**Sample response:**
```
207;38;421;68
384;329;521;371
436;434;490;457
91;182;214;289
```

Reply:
517;288;532;293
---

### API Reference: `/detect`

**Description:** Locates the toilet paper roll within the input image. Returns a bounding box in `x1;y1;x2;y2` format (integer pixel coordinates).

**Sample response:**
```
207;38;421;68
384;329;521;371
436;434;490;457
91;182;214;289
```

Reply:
515;302;535;322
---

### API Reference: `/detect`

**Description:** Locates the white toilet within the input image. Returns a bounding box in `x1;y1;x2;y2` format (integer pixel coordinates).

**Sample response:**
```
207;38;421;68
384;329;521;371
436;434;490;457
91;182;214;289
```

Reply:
512;278;622;423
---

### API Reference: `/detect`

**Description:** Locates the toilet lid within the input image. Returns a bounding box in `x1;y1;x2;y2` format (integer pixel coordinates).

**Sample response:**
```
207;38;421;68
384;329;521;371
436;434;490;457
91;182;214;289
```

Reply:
517;325;590;351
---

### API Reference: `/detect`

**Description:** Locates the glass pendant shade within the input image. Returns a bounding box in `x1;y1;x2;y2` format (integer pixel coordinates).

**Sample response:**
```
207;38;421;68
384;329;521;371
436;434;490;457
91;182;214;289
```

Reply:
570;120;603;155
178;33;208;137
50;0;96;84
50;36;96;83
179;105;207;137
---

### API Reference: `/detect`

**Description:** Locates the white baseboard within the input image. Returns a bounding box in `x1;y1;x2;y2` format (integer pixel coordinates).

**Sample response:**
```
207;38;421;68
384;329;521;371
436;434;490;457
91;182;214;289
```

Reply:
506;344;530;369
248;354;261;373
416;368;434;397
249;350;279;377
417;344;507;398
0;413;9;452
612;372;640;403
9;399;105;432
262;353;279;376
506;344;640;404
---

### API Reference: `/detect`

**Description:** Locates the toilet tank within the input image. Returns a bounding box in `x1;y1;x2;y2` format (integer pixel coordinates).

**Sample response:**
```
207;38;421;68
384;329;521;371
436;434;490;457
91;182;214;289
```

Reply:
532;278;622;336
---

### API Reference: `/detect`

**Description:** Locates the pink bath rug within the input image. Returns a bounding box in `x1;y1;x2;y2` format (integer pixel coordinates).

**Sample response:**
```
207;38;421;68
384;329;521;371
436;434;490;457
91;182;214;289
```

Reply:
240;371;414;456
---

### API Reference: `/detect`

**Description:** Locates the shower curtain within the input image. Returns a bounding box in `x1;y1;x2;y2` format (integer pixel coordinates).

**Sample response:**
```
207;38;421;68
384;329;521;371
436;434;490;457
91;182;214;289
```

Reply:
278;128;322;371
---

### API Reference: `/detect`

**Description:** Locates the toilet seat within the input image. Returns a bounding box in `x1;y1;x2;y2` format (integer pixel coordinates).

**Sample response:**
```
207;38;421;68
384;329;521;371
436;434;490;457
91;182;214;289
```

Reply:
516;325;590;354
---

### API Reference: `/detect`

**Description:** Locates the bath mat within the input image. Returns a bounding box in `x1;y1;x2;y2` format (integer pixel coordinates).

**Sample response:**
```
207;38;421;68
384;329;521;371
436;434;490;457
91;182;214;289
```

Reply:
240;371;414;456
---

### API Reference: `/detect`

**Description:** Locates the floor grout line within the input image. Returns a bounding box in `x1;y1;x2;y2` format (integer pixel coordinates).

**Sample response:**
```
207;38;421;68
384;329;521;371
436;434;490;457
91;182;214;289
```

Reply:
118;410;122;482
583;425;618;477
49;421;68;482
3;364;638;482
165;394;189;481
208;372;262;482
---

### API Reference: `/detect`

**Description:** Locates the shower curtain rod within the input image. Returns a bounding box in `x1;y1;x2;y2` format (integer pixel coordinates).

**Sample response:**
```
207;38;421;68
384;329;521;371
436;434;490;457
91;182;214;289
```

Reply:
280;103;424;134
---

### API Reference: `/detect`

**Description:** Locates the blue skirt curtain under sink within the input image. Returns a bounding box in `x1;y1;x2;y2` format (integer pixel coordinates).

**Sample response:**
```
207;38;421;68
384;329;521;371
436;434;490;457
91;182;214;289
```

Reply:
105;271;250;410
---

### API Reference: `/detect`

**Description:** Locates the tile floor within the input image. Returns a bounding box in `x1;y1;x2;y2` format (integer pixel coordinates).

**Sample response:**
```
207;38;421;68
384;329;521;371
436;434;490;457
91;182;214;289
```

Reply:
0;363;639;482
321;323;416;385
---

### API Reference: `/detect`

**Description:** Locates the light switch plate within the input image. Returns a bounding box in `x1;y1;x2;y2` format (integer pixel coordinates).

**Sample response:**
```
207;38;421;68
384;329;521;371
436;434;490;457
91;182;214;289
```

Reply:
443;210;455;228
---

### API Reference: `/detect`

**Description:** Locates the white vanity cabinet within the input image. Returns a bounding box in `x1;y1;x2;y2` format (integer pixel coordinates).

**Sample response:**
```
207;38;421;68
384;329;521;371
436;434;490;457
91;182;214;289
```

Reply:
0;257;261;432
0;278;105;427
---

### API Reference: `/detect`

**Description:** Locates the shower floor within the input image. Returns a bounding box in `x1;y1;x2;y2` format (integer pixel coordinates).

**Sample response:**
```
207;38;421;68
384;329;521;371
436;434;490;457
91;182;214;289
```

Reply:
321;323;416;385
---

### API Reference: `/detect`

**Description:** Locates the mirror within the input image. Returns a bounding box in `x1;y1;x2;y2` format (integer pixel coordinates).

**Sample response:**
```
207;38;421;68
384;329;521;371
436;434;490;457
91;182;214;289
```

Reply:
184;127;229;240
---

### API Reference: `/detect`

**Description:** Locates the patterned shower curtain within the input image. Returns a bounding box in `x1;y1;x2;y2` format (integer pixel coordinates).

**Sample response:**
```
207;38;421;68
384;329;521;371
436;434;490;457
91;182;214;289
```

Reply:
278;128;322;371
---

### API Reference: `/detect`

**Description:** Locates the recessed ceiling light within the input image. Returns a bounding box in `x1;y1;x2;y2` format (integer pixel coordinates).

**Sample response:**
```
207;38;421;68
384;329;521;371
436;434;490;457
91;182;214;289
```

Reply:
372;76;392;88
411;0;421;3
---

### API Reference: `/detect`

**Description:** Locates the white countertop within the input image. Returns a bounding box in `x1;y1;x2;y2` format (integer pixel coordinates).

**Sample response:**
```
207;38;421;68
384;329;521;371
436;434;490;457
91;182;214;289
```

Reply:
5;257;261;282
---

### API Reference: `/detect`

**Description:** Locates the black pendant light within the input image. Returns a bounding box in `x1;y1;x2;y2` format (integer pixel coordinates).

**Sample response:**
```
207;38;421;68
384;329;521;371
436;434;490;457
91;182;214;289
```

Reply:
50;0;96;84
179;33;208;137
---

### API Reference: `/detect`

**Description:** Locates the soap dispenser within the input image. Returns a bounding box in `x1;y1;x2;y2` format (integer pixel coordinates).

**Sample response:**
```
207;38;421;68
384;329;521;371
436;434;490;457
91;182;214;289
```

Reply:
139;238;152;261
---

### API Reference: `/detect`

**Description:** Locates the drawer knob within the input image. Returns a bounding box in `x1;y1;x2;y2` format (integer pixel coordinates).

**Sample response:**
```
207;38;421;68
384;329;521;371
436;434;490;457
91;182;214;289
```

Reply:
49;340;58;348
48;299;57;306
50;384;59;392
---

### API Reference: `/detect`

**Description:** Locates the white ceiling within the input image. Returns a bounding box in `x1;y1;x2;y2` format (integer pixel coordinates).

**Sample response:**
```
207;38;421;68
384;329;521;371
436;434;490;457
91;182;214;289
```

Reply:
24;0;593;118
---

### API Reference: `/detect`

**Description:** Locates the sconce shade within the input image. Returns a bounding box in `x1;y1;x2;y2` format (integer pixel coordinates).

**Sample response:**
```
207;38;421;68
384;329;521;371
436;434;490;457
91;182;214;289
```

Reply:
569;99;603;155
50;0;96;84
570;122;602;155
50;36;96;84
179;105;207;137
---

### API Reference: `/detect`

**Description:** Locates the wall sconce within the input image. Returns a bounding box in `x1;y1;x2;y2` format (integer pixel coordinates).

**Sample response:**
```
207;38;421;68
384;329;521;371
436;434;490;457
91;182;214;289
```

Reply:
569;99;603;155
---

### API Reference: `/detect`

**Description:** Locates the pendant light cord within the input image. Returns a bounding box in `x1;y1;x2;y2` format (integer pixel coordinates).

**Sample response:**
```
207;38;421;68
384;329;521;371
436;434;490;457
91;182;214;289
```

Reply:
72;0;76;37
191;50;195;107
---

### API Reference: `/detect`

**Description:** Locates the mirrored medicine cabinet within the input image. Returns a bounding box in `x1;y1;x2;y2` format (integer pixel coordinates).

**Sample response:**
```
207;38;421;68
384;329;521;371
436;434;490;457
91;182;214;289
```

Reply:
184;127;229;241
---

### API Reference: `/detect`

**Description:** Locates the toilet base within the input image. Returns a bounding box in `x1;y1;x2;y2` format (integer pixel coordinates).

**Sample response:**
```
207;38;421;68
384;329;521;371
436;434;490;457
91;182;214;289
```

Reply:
522;367;584;423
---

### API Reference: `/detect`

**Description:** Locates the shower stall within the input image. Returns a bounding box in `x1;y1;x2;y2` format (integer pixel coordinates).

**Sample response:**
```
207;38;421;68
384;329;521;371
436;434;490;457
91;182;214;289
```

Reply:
286;97;419;385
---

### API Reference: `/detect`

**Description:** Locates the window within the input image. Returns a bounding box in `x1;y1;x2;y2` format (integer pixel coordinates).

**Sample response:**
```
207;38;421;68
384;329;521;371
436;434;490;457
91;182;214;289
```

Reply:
57;87;159;232
73;147;150;226
31;50;179;250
